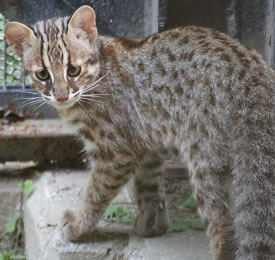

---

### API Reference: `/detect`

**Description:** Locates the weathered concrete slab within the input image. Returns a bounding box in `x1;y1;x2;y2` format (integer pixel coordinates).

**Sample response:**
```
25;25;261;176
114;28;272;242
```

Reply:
24;171;210;260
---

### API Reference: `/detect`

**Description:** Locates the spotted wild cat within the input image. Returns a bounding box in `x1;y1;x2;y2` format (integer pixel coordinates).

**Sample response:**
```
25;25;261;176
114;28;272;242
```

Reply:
5;5;275;260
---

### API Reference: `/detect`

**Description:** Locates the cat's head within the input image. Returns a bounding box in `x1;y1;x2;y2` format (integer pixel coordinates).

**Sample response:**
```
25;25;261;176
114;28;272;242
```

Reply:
4;6;102;109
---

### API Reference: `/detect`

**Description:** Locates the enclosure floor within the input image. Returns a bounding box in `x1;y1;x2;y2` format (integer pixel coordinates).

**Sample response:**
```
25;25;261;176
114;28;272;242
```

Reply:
24;170;210;260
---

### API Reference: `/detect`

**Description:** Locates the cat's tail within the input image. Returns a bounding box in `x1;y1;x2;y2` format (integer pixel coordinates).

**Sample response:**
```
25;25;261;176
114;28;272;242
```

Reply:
232;117;275;259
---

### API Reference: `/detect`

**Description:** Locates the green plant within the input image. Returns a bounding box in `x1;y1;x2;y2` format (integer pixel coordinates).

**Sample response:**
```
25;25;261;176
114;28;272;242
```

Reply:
0;252;25;260
104;205;136;224
175;195;197;211
169;217;204;232
5;215;20;234
182;195;197;210
169;195;204;232
18;180;34;195
169;217;191;232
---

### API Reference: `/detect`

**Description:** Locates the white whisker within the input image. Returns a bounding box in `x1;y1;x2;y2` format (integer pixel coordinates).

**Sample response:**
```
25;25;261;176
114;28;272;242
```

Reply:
18;97;43;105
81;93;110;97
31;101;47;114
43;103;51;115
77;100;87;110
41;94;51;100
17;99;44;109
71;91;81;98
18;99;42;107
81;95;109;101
10;91;38;95
83;69;110;93
96;67;111;72
82;84;101;93
80;97;103;106
13;97;41;101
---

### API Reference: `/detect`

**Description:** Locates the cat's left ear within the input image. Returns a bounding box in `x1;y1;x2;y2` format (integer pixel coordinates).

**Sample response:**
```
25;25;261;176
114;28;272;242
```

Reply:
68;5;97;42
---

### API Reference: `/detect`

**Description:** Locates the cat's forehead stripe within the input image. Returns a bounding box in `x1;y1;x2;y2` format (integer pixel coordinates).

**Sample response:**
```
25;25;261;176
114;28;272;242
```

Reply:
33;18;70;69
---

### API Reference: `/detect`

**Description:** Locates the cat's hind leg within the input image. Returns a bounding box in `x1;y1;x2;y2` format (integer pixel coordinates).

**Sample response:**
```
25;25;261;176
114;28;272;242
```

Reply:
190;161;235;260
133;150;170;237
232;142;275;260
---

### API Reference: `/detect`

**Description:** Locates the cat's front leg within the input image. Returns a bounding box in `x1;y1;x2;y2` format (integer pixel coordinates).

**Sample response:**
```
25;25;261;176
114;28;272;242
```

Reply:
62;159;134;241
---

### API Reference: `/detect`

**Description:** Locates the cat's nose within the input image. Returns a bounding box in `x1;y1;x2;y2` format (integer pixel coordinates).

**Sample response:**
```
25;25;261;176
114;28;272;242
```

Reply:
54;87;69;102
56;94;69;102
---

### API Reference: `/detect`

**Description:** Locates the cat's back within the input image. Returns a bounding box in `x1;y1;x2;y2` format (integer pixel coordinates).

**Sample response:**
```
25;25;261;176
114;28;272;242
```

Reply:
144;26;270;78
102;26;275;133
121;26;271;74
109;26;274;90
115;26;274;99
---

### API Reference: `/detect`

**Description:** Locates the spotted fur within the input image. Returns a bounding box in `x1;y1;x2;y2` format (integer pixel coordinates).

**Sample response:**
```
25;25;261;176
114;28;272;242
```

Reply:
5;5;275;260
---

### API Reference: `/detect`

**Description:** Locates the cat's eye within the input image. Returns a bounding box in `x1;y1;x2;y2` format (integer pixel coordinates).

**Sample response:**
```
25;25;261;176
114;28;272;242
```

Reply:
35;70;50;81
67;65;81;77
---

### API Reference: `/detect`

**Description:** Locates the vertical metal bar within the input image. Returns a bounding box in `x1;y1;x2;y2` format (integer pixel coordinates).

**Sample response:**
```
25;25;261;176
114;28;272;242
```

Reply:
151;0;159;34
3;15;6;90
22;62;26;89
235;0;273;66
264;0;273;66
226;0;237;38
158;0;167;32
144;0;159;35
272;0;275;67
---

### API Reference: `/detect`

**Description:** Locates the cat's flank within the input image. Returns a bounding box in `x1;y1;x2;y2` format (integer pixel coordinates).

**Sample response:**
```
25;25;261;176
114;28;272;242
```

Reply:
5;5;275;260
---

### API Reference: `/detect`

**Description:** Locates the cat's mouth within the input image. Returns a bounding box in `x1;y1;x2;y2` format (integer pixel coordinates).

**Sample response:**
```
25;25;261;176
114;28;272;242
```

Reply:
51;101;76;109
42;92;80;110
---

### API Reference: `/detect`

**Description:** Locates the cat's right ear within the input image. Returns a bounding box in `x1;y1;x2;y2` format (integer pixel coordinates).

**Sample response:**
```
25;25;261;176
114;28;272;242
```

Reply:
68;5;97;42
4;22;36;58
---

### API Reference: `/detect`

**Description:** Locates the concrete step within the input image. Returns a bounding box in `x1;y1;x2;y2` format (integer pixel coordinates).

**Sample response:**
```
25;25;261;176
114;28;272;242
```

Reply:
24;170;211;260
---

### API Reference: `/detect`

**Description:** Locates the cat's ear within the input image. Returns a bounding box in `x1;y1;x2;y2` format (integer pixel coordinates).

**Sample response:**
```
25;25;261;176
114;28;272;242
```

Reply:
4;22;36;58
68;5;97;42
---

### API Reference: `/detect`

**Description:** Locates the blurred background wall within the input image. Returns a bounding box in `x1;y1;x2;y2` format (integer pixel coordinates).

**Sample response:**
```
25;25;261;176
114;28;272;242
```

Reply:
0;0;274;65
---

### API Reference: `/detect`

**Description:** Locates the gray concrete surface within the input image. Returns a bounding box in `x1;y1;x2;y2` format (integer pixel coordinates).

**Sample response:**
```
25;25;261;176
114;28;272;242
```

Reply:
24;171;211;260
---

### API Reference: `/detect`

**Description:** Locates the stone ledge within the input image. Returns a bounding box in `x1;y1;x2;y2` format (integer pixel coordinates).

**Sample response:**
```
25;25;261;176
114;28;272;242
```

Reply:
24;170;210;260
0;119;84;169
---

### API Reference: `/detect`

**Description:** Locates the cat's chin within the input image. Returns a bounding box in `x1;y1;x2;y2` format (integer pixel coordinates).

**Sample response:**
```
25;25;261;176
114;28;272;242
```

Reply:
50;101;76;110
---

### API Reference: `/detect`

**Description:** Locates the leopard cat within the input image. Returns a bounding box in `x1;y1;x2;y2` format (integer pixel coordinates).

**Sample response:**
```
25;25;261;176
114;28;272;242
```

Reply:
5;5;275;260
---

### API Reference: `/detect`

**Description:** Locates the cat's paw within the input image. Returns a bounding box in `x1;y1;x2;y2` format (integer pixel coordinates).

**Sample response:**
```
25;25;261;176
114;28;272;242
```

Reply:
134;201;168;237
62;210;82;241
210;227;235;260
